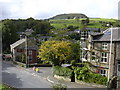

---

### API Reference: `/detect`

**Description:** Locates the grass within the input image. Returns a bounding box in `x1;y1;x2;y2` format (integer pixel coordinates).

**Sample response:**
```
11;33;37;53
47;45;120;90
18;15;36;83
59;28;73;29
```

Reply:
0;84;17;90
89;18;116;22
50;18;117;29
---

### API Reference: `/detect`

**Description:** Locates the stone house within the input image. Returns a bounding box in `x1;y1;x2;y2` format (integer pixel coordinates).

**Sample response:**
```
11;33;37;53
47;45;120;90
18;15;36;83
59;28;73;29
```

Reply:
87;27;120;78
10;37;38;64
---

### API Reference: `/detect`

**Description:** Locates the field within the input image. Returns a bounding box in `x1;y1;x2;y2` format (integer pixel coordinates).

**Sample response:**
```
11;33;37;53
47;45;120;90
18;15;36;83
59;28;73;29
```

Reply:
50;18;117;29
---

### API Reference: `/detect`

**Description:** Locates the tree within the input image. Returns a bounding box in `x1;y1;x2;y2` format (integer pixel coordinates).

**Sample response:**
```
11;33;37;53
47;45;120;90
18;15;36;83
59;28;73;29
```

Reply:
37;40;79;66
1;18;52;52
2;20;19;52
49;29;70;40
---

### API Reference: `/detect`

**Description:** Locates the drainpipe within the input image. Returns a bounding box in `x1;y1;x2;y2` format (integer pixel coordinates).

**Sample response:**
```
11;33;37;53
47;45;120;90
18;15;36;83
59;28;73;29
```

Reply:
107;25;113;88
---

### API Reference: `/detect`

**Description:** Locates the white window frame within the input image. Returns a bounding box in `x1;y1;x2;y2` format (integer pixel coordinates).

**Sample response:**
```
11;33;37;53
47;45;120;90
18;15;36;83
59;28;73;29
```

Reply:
101;52;108;63
102;42;108;50
100;69;106;76
91;52;96;61
28;50;32;55
81;31;88;40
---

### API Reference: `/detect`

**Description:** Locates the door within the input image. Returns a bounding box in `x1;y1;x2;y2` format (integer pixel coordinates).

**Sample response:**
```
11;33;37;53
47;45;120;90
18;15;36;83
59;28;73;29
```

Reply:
118;64;120;76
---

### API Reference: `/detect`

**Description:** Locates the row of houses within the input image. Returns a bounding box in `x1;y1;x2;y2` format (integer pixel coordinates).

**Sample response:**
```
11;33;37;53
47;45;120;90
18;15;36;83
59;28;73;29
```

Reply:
10;27;120;79
81;27;120;79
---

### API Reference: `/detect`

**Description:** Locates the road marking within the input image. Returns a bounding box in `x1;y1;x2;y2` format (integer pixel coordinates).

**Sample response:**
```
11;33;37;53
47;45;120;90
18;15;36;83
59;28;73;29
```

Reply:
2;71;10;73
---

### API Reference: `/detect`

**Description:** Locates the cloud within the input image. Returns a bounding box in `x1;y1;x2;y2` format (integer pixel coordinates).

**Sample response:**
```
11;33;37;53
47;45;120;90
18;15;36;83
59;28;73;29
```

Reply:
0;0;119;19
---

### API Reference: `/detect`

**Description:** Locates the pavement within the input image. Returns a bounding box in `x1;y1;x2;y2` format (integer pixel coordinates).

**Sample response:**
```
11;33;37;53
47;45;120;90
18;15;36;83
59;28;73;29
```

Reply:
15;64;107;88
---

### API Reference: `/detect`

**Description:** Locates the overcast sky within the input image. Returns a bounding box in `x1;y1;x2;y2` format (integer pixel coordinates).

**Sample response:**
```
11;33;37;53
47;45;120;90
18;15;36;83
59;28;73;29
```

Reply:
0;0;120;20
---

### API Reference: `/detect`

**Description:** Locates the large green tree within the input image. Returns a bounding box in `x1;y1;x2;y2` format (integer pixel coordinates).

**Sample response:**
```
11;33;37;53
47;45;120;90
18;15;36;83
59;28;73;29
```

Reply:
37;40;80;66
2;20;19;52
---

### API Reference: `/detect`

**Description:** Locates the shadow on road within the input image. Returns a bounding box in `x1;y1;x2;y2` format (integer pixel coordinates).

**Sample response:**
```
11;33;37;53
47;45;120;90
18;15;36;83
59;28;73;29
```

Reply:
2;61;23;88
2;72;23;88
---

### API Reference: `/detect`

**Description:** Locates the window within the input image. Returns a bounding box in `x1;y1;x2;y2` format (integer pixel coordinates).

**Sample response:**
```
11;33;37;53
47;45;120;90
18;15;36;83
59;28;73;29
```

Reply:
118;64;120;72
100;69;106;76
28;50;32;55
102;42;108;50
101;53;107;63
92;52;96;61
28;56;32;61
17;49;23;52
80;31;88;40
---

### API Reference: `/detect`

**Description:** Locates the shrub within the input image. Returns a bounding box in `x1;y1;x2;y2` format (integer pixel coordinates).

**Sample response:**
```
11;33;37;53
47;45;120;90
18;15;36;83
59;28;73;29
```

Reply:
53;66;73;78
70;60;76;65
74;66;107;85
1;84;18;90
52;83;67;90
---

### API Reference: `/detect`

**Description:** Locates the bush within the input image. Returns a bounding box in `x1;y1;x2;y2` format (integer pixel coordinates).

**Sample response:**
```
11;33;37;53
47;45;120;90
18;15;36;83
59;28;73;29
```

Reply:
70;60;76;65
53;66;73;78
74;66;107;85
51;83;67;90
1;84;18;90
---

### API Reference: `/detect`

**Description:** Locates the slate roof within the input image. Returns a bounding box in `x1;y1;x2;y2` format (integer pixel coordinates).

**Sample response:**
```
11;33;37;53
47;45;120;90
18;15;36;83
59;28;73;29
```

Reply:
10;39;26;50
92;27;120;42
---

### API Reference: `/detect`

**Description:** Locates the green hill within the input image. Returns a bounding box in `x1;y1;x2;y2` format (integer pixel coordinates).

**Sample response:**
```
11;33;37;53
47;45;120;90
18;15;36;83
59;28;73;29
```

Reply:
49;13;88;20
49;18;117;29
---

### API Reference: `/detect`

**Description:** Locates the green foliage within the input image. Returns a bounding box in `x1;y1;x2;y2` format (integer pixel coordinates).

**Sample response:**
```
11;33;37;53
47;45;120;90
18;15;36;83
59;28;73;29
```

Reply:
70;60;76;65
73;66;107;85
2;20;19;52
67;25;79;31
21;54;26;63
113;20;120;27
50;18;117;30
49;29;70;40
38;40;79;66
49;13;88;20
1;84;18;90
1;18;52;52
52;83;67;90
53;66;73;78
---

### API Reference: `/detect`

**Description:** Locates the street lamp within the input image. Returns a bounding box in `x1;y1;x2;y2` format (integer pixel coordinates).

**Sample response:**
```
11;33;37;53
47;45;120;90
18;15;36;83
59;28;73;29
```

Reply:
25;35;28;68
106;24;113;87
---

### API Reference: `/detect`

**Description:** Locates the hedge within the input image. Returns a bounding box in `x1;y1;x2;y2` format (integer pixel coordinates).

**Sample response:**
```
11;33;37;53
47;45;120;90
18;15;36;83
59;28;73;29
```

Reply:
53;66;73;78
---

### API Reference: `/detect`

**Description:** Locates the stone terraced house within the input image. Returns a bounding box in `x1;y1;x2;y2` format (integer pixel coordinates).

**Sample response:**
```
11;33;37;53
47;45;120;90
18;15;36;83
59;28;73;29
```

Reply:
87;27;120;78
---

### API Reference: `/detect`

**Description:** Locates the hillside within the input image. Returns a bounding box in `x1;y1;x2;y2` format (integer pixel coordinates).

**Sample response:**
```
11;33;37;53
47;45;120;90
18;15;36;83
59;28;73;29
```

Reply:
49;18;117;29
49;13;88;20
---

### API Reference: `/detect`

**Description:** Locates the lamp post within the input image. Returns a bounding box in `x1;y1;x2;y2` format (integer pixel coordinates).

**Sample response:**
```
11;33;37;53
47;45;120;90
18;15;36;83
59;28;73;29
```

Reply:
107;24;113;87
25;35;28;68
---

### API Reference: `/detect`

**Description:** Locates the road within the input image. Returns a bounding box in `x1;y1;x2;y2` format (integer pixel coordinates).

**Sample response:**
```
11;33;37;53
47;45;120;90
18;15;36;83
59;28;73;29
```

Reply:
2;61;52;88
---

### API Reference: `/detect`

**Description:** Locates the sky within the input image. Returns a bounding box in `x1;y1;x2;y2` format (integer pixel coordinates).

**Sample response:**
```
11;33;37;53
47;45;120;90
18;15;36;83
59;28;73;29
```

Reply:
0;0;120;20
